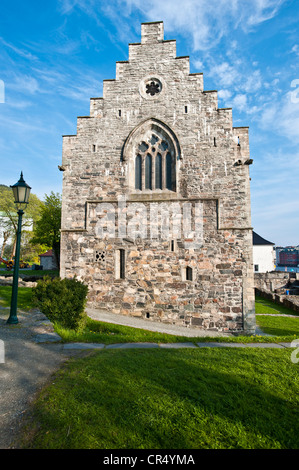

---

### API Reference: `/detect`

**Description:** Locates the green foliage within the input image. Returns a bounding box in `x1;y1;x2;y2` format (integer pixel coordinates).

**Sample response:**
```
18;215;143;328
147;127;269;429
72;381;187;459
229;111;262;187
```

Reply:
30;192;61;267
32;277;88;331
0;185;43;231
0;185;44;260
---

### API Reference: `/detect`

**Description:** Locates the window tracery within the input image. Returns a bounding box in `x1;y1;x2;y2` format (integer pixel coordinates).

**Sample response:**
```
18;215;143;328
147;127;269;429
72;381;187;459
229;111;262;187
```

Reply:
134;132;176;192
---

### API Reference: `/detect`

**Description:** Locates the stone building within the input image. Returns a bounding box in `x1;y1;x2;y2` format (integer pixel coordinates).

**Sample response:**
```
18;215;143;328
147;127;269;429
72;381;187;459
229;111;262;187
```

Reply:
39;249;58;270
60;21;256;333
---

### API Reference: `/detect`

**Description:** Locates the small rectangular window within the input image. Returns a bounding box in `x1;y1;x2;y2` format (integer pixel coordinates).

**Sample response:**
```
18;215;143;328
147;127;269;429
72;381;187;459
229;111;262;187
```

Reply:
254;264;259;272
116;249;125;279
185;105;188;113
170;240;177;252
186;266;193;281
119;110;121;117
120;249;125;279
92;144;96;152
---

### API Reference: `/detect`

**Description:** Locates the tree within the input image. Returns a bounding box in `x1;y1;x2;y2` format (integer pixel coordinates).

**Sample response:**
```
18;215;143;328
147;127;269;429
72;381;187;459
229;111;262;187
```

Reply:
30;192;62;269
0;185;43;260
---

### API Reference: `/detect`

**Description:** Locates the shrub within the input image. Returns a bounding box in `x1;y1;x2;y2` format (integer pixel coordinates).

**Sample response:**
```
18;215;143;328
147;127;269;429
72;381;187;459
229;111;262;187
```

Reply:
32;276;88;331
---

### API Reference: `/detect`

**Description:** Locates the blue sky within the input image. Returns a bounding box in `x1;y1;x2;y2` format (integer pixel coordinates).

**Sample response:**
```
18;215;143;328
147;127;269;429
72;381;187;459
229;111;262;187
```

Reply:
0;0;298;246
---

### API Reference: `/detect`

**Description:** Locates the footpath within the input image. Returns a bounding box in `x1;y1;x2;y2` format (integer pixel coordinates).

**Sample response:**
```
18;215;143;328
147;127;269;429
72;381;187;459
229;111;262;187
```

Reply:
0;306;295;449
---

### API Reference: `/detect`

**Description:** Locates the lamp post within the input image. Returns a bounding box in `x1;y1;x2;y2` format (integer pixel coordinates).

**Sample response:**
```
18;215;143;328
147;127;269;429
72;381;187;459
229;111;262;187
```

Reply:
7;172;31;325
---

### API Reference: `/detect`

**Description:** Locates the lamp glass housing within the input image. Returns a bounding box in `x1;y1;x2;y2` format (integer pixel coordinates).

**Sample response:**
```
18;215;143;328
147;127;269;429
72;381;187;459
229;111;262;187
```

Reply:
11;172;31;206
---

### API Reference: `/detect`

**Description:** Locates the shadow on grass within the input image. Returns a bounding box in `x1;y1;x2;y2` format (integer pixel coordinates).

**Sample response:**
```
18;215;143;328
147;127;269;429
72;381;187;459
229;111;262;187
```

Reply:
24;348;299;449
256;315;299;337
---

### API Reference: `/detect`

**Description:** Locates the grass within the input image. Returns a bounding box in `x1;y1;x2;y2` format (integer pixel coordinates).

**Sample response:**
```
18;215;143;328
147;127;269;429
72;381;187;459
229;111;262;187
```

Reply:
256;315;299;337
0;286;33;311
55;315;299;345
54;317;203;344
1;286;298;449
255;295;299;316
54;294;299;345
254;295;299;341
19;348;299;449
0;269;59;278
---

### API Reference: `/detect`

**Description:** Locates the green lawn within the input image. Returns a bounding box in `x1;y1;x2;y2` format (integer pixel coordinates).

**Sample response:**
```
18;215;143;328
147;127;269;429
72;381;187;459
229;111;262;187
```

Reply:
0;286;33;311
54;317;206;344
55;294;299;344
1;286;298;449
255;295;299;316
256;315;299;337
20;348;299;449
255;295;299;340
0;269;59;278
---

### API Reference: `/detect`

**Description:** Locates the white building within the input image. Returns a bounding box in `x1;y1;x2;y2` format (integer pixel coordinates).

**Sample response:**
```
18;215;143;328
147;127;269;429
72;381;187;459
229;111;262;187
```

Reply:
253;231;275;273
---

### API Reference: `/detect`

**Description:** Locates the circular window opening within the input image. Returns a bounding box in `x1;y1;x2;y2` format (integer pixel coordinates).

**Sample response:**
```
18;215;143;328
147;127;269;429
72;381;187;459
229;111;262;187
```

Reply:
139;77;165;100
146;79;162;96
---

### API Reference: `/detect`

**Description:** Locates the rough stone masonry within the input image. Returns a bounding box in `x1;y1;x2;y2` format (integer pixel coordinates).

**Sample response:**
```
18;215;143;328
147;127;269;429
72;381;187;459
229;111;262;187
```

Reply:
60;21;256;334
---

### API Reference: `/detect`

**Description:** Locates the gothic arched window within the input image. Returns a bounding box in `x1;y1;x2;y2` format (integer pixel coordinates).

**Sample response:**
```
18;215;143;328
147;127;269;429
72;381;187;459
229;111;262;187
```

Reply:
134;132;176;192
123;118;181;193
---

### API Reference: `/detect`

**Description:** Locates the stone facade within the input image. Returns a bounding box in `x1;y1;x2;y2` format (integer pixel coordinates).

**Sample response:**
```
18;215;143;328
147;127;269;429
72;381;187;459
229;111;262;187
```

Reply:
60;21;256;333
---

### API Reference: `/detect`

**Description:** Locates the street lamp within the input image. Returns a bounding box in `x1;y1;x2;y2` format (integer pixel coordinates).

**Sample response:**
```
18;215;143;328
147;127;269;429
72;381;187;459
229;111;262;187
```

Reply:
7;172;31;325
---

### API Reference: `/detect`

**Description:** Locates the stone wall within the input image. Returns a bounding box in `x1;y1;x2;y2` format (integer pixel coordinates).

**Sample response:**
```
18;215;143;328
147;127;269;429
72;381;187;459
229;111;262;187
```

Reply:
0;276;37;288
256;288;299;313
255;271;299;313
60;22;255;334
255;272;299;294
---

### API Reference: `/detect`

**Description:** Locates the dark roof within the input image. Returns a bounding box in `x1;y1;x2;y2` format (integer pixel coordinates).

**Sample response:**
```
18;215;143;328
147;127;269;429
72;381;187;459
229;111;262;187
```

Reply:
253;231;275;246
39;249;54;257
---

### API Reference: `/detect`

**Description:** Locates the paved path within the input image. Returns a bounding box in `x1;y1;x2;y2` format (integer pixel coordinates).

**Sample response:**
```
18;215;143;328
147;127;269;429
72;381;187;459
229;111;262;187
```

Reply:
0;307;296;448
0;308;76;449
86;307;232;337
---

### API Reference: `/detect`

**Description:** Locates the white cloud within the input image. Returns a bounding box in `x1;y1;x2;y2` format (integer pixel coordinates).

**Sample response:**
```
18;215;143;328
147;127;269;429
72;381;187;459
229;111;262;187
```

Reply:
242;70;262;93
0;38;38;61
208;57;263;114
121;0;287;50
57;0;287;51
291;44;298;54
6;99;33;109
9;74;39;95
58;0;87;14
218;89;232;100
232;94;247;111
246;0;287;25
209;61;240;87
193;59;204;70
260;90;299;143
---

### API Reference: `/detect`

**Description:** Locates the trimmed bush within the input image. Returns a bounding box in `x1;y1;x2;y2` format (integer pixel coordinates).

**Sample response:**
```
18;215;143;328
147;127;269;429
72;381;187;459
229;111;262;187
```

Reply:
32;276;88;331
